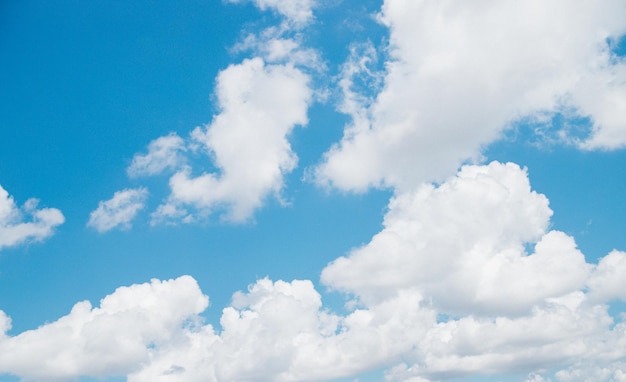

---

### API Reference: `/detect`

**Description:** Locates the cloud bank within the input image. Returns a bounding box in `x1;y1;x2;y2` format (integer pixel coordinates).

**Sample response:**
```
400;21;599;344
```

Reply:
3;163;626;381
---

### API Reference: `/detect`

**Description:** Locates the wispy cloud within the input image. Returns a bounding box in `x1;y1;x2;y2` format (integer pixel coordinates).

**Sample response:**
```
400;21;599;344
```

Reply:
127;133;186;178
87;188;148;233
227;0;317;27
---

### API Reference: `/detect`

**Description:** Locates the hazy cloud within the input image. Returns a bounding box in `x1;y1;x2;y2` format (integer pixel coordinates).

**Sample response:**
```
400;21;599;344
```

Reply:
227;0;316;26
127;134;186;178
88;188;148;233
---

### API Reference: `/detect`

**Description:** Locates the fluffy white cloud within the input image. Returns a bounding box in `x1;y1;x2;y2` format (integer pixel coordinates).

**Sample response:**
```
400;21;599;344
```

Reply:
87;188;148;232
0;184;64;250
121;0;316;226
322;162;590;315
315;0;626;192
227;0;316;26
3;163;626;381
155;57;312;223
586;250;626;303
127;133;186;178
0;276;208;381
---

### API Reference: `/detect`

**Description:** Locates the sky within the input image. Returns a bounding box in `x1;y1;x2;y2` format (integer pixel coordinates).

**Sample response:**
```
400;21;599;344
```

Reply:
1;0;626;381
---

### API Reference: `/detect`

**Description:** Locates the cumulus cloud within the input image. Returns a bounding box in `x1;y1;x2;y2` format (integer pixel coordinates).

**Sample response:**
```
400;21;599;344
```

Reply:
127;133;186;178
586;249;626;303
0;184;64;250
3;163;626;381
0;276;208;381
153;57;312;223
87;188;148;232
322;162;591;315
315;0;626;192
121;1;317;225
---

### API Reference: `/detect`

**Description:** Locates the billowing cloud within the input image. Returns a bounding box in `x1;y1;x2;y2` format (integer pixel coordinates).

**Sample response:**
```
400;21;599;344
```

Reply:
127;133;186;178
0;276;208;381
87;188;148;233
3;163;626;381
0;184;64;250
153;57;312;223
315;0;626;192
322;162;591;315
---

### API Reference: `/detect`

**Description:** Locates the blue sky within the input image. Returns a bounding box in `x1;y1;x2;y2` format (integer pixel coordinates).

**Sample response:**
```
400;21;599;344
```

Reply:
1;1;626;381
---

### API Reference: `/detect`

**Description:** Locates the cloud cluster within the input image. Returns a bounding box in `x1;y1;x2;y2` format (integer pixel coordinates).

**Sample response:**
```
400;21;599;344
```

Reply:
89;0;316;227
0;185;64;250
87;188;148;233
315;0;626;192
15;0;626;381
3;162;626;381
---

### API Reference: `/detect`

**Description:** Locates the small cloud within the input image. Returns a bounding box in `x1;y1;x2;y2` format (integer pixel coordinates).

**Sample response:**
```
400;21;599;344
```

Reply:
0;184;65;251
227;0;316;27
127;133;186;178
87;188;148;233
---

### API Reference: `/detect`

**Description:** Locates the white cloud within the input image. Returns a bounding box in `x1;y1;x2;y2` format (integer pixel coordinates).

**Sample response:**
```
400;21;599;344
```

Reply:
227;0;316;26
234;27;323;70
586;250;626;303
322;162;590;315
127;133;186;178
87;188;148;233
315;0;626;192
0;276;208;381
3;163;626;381
555;361;626;381
0;184;64;250
154;57;312;223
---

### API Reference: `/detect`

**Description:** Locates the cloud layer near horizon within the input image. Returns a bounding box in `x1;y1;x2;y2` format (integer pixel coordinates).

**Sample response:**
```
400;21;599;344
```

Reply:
2;162;626;381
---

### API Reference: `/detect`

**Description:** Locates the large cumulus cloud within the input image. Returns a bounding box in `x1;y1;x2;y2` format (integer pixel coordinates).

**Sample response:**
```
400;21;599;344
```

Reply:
2;162;626;381
315;0;626;192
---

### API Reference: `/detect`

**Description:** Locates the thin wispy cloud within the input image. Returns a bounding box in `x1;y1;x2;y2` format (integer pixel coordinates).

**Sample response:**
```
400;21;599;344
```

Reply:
88;188;148;233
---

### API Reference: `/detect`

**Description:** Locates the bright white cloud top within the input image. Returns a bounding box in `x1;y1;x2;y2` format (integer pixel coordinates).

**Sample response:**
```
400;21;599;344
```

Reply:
2;164;626;381
316;0;626;192
158;57;311;223
1;0;626;381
